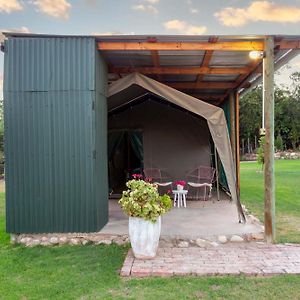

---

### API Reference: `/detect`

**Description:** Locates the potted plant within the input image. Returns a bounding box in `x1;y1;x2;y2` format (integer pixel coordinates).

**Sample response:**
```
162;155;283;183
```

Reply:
174;180;186;191
119;178;172;259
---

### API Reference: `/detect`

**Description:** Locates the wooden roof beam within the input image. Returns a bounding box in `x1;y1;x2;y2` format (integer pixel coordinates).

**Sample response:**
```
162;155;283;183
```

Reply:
98;41;265;51
164;81;250;89
197;36;218;83
151;50;162;81
278;40;300;49
108;66;250;75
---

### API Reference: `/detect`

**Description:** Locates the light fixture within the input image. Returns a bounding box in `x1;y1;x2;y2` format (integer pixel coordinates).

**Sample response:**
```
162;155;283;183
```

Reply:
249;50;264;60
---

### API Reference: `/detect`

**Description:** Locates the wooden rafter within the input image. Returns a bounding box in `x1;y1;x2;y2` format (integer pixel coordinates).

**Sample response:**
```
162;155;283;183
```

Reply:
151;50;162;81
98;41;265;51
278;40;300;49
163;82;248;90
108;66;251;75
196;36;218;83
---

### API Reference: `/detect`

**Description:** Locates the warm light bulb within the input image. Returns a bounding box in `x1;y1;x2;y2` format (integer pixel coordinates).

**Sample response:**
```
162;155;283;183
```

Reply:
249;51;264;60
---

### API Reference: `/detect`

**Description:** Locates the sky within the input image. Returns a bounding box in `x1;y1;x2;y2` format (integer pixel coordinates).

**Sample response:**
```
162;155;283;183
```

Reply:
1;0;300;97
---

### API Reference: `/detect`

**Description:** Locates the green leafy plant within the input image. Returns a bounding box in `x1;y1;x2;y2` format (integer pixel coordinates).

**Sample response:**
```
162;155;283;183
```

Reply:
119;179;172;222
275;134;284;151
257;136;265;170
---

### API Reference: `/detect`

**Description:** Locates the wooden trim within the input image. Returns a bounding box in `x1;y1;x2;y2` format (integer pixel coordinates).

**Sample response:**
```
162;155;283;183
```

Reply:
108;66;250;75
98;41;265;51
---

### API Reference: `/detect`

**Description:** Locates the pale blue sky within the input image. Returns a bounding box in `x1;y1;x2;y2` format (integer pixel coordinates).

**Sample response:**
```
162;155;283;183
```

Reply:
1;0;300;96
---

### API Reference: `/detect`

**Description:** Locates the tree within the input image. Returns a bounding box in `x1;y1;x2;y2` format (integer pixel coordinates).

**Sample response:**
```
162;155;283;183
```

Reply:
257;136;265;170
275;134;283;151
240;73;300;151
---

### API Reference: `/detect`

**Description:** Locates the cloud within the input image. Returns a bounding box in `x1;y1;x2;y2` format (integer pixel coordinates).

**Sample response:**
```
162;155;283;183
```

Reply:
164;19;207;35
215;1;300;27
145;0;159;3
0;26;30;43
132;4;158;14
0;0;22;13
190;8;198;14
32;0;71;19
91;31;135;35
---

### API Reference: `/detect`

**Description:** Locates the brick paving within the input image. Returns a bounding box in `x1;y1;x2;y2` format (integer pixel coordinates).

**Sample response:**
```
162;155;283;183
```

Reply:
120;243;300;277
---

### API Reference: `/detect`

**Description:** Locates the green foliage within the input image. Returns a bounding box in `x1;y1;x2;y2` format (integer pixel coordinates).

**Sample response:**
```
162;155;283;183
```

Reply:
239;86;262;141
275;134;284;151
257;136;265;167
119;179;172;222
240;74;300;150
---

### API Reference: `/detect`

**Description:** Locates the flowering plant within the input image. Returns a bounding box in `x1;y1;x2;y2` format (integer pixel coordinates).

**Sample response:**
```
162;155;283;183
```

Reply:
174;180;186;187
119;179;172;222
132;173;143;180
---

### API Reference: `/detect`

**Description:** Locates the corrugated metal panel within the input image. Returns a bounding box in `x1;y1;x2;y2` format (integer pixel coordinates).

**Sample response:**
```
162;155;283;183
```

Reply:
203;74;239;82
4;37;95;92
4;37;108;233
107;52;153;67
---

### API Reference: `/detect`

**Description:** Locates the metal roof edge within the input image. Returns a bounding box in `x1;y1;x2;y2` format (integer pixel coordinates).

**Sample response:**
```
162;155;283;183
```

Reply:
2;32;300;41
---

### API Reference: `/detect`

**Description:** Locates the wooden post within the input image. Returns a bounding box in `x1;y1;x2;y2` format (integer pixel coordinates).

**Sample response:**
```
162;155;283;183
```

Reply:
235;92;240;193
264;36;276;243
229;92;236;166
214;145;220;201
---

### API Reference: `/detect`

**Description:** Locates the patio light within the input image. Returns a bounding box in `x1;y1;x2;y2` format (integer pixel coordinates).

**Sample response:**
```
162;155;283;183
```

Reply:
249;50;265;60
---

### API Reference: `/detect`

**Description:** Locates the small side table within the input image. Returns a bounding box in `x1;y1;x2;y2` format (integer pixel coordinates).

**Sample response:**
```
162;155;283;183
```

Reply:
172;190;188;208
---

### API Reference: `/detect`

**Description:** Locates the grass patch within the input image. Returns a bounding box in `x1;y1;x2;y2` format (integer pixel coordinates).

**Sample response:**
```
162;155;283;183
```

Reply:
240;160;300;243
1;168;300;300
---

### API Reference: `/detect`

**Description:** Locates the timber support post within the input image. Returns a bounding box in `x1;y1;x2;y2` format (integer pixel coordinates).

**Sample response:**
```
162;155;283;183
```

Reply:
263;36;276;243
229;92;236;167
235;91;240;194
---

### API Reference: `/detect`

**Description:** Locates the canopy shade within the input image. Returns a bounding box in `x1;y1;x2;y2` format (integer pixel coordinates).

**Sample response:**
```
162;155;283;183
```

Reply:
108;73;245;222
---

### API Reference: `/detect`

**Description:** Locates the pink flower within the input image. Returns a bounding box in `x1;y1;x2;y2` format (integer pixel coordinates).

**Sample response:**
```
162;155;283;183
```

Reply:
174;180;186;187
132;173;143;180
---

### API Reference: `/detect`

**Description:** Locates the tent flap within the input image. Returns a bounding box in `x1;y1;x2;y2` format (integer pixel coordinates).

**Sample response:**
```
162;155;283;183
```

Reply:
108;72;245;222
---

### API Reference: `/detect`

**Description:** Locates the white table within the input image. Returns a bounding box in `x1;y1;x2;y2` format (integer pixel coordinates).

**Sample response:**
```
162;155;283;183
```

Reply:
172;189;188;208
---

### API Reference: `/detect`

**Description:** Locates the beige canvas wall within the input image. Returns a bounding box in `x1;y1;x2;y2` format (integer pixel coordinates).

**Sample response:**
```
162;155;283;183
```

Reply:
108;99;211;180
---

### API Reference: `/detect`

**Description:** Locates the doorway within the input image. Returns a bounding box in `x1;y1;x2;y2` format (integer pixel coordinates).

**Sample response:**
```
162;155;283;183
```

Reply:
108;130;143;196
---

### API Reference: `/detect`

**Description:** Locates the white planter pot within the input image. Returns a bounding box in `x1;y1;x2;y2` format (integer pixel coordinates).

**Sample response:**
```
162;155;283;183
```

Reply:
129;216;161;259
177;184;184;191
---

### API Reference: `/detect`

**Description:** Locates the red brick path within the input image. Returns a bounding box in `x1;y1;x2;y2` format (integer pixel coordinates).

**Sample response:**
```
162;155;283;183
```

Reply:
121;243;300;277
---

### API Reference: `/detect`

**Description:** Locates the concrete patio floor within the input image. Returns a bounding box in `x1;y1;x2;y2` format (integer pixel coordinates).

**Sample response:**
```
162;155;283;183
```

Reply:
101;194;263;239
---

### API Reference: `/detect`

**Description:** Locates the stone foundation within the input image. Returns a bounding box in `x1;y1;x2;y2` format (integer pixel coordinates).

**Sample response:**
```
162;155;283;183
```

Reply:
11;231;264;248
11;205;264;247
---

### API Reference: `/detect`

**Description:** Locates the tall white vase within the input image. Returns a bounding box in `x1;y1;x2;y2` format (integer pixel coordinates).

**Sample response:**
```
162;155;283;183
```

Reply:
128;216;161;259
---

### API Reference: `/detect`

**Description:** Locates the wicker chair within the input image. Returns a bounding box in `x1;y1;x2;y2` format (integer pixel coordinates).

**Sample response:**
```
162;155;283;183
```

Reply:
186;166;216;200
143;168;173;193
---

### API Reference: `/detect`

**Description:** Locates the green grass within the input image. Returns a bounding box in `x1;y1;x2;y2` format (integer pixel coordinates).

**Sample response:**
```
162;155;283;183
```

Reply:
240;160;300;243
1;169;300;300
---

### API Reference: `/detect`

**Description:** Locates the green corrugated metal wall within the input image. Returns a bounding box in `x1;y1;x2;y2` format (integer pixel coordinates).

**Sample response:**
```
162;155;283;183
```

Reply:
4;37;108;233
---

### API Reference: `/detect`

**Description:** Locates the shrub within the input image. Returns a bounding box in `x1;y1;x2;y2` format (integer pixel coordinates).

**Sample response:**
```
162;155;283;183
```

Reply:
119;179;172;222
257;136;265;169
275;134;284;151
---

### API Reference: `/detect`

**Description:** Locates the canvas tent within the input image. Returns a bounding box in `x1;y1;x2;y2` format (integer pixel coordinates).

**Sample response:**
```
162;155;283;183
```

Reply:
108;73;245;222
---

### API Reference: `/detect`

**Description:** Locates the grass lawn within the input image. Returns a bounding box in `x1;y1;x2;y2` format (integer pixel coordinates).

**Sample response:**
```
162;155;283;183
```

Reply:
240;159;300;243
1;168;300;299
